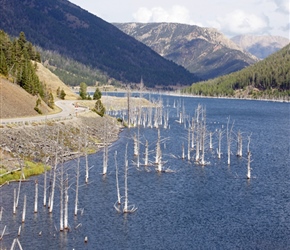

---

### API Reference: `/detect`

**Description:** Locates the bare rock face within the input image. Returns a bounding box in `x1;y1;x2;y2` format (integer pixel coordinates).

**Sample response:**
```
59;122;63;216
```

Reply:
114;23;258;80
231;35;290;59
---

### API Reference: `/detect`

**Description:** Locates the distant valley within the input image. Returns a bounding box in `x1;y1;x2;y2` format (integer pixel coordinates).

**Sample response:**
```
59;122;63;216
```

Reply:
231;35;289;59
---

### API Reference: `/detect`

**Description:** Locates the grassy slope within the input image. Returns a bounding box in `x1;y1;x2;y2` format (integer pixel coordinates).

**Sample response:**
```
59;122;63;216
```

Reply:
35;62;78;100
0;63;78;119
0;77;50;118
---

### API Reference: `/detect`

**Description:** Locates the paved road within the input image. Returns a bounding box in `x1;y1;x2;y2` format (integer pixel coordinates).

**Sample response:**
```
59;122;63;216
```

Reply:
0;100;88;124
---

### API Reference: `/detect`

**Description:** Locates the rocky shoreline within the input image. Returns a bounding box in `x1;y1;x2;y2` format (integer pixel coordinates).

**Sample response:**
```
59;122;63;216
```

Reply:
0;112;123;177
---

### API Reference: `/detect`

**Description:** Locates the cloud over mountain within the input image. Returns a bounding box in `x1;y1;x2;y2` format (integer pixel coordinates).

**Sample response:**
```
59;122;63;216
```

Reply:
211;10;270;36
133;5;200;25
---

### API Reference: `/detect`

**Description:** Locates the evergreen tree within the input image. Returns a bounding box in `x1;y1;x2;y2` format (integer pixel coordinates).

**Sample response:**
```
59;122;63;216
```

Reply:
93;87;102;100
79;82;87;99
0;49;8;76
94;99;105;117
60;89;66;100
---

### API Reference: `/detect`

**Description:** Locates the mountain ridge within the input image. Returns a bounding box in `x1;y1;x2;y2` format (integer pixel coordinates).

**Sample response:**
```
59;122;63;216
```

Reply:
0;0;198;88
114;22;258;80
231;34;290;59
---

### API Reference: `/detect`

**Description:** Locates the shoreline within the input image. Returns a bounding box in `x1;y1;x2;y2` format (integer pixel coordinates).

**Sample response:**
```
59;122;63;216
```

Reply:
0;113;124;186
90;89;290;103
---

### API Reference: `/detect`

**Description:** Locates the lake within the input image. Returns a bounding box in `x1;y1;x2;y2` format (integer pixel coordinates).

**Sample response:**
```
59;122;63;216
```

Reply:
0;94;289;250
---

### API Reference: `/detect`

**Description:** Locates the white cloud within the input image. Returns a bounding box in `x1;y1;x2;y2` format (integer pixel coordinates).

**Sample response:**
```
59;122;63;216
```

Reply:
133;5;198;25
273;0;290;14
210;10;270;36
132;7;152;22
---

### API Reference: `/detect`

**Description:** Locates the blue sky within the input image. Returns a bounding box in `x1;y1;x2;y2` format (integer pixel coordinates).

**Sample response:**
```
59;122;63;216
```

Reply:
69;0;289;39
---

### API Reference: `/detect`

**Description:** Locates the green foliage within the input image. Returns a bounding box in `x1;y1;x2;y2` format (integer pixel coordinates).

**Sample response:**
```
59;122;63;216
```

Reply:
0;30;55;107
56;87;66;99
79;82;87;100
34;98;42;114
60;89;66;100
182;44;290;99
39;48;111;86
93;99;106;117
93;87;102;100
0;161;50;185
43;90;54;109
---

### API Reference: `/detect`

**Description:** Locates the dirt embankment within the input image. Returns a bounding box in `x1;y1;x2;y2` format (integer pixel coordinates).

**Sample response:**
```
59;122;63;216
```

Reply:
0;112;123;172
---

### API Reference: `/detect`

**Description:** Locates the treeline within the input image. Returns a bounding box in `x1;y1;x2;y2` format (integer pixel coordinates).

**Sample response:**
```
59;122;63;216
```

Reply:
0;30;54;108
182;44;290;100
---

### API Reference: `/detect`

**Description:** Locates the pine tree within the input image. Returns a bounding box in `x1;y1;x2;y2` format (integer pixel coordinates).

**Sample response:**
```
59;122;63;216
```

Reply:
79;82;87;100
93;87;102;100
94;100;106;117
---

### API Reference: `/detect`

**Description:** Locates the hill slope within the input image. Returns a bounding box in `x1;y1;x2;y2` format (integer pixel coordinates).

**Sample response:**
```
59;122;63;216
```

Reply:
231;35;290;59
0;0;198;88
114;23;258;80
36;62;78;100
182;44;290;100
0;62;77;119
0;77;52;119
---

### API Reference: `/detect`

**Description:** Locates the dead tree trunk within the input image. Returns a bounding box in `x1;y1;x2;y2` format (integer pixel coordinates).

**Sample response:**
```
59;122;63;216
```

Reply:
226;117;234;165
127;88;131;128
187;127;191;161
64;173;69;229
247;134;252;179
102;119;108;175
217;129;223;159
114;151;121;205
60;159;64;231
85;127;89;184
13;188;16;214
144;140;149;166
49;128;59;213
236;130;243;157
22;195;26;223
75;139;81;216
34;180;38;213
43;168;47;207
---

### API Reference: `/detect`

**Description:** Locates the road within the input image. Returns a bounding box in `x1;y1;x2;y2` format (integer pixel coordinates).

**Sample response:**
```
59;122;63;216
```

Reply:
0;100;88;125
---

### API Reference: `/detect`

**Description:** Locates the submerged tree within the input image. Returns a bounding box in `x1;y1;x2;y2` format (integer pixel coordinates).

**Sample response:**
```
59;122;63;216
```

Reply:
114;144;137;213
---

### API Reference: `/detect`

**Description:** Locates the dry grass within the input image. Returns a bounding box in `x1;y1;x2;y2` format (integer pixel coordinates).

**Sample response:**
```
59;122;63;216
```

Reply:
0;62;78;119
35;62;78;100
78;96;156;111
0;77;52;118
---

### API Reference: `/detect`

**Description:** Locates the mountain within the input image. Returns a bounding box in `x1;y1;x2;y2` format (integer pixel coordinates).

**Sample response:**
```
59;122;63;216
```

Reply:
182;44;290;100
0;0;198;88
114;23;258;80
231;35;290;59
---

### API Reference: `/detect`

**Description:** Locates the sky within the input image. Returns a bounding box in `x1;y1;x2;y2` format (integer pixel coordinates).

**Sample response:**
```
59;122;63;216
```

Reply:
69;0;290;39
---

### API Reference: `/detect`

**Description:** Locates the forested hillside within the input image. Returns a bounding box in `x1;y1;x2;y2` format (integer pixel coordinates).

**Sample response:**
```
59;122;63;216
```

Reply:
182;44;290;100
0;30;54;109
39;48;115;87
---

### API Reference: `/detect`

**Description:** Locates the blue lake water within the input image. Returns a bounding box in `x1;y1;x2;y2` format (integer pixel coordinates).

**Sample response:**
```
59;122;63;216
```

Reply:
0;94;290;249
